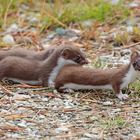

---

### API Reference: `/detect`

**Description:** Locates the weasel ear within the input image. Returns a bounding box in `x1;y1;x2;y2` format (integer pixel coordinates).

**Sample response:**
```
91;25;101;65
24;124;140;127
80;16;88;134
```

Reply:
61;48;70;58
131;51;139;60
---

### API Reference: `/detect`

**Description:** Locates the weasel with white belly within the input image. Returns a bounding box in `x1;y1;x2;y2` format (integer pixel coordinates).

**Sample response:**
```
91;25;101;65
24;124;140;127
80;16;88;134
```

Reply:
55;51;140;100
0;45;88;87
0;47;54;61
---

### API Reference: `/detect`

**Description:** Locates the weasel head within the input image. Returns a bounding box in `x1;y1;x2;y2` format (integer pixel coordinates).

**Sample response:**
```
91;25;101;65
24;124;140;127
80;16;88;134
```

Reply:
60;45;88;65
131;51;140;71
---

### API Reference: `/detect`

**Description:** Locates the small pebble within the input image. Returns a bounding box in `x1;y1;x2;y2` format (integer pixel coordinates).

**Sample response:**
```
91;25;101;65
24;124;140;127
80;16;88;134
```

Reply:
2;34;15;44
7;23;18;32
102;101;113;106
55;126;69;133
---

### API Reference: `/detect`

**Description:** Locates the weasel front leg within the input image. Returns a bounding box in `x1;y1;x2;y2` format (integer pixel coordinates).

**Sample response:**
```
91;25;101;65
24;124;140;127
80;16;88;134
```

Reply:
63;88;74;93
57;87;74;93
48;81;55;88
113;84;129;100
41;78;55;88
116;91;129;100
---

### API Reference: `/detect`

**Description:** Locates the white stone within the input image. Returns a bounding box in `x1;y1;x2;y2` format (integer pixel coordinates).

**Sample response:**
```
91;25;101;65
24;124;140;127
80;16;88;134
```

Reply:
111;0;120;5
102;101;113;106
7;23;18;32
55;127;69;133
127;26;133;33
2;34;15;44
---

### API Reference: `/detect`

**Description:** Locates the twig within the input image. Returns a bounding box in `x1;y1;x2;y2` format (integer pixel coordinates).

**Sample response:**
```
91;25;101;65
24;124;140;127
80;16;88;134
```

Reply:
0;93;6;99
44;11;67;28
79;98;99;103
114;41;140;51
123;41;140;49
14;84;43;88
0;84;14;96
40;0;67;28
3;0;13;29
32;105;46;120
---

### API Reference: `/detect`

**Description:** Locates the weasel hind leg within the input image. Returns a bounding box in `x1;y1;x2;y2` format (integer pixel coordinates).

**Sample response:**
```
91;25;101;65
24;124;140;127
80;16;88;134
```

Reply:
113;84;129;100
57;87;74;93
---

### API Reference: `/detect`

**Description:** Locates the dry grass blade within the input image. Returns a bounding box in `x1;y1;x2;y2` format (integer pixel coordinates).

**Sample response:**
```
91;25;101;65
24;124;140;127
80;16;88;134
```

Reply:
0;84;14;96
3;0;13;29
15;84;42;88
4;114;27;120
123;41;140;49
113;41;140;51
43;11;67;28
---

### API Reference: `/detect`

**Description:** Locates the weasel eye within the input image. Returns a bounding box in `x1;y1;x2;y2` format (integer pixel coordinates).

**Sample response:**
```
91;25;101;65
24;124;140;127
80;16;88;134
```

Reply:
133;61;137;66
76;55;81;61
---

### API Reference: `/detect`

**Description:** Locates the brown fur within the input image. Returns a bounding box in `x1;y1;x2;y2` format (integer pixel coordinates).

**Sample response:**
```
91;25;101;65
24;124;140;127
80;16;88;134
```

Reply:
0;57;40;81
0;47;54;61
55;64;129;93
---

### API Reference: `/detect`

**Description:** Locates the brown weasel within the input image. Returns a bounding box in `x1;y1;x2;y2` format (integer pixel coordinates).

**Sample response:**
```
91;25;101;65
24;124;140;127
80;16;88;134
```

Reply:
55;51;140;100
0;45;88;87
0;47;54;61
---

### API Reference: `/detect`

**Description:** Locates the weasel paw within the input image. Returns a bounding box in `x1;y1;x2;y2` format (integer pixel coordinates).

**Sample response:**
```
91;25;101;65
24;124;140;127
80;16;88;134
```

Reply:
48;82;55;88
117;93;129;100
64;88;74;93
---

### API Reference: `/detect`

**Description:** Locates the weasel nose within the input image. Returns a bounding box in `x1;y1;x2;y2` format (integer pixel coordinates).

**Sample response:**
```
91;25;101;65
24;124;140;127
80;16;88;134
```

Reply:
85;59;89;64
137;61;140;68
84;58;91;64
133;60;140;70
81;59;89;64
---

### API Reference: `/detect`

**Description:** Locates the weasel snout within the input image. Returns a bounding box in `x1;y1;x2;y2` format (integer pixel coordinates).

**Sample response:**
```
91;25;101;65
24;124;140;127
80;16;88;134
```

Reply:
80;59;89;65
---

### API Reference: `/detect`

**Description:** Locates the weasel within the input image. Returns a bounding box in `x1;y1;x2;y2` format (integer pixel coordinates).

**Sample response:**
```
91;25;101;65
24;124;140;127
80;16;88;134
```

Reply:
55;51;140;100
0;47;55;61
0;45;88;87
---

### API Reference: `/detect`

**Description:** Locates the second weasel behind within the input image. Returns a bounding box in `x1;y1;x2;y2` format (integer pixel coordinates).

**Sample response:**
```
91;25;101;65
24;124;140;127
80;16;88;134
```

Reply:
0;47;55;61
55;51;140;100
0;45;88;87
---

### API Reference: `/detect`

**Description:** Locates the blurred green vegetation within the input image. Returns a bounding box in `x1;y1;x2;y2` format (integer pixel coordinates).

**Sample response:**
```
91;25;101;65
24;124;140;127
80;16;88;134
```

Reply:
101;116;128;130
0;0;130;30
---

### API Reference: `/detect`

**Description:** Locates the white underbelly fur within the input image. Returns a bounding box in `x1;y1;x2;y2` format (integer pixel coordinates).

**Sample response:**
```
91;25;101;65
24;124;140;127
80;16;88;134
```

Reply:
62;65;139;91
7;78;41;85
62;83;113;90
48;57;76;86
